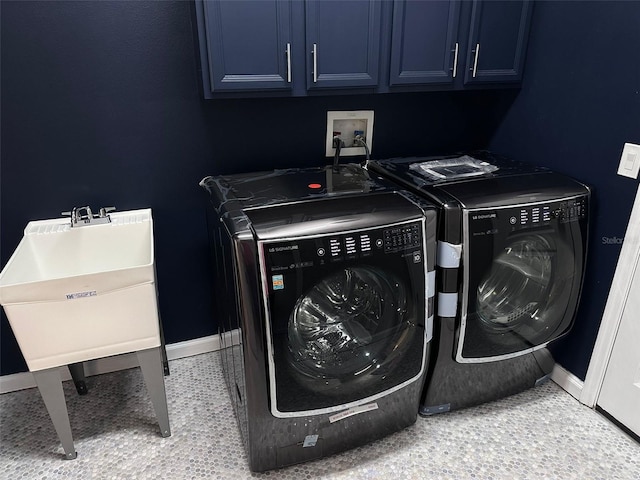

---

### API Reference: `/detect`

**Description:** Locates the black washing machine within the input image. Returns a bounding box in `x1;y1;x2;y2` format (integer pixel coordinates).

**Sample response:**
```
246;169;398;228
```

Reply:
368;153;590;415
200;164;437;471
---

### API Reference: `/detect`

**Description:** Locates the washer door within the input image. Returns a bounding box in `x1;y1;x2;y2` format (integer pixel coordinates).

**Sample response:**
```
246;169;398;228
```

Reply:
287;266;412;395
259;220;427;416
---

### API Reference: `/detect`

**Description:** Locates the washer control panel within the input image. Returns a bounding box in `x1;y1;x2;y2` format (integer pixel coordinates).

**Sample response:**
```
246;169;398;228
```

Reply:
264;219;425;275
322;221;423;260
383;223;422;253
326;234;373;258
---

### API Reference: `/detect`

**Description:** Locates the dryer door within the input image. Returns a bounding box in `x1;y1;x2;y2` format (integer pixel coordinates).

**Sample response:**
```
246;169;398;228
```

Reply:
457;196;588;362
258;219;428;417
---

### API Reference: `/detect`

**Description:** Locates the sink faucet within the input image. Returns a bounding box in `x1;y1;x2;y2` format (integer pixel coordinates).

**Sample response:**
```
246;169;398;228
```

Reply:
62;206;115;227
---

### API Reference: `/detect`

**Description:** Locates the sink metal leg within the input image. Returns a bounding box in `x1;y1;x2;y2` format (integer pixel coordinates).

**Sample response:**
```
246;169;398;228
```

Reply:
32;368;77;460
68;362;88;395
158;314;170;377
137;347;171;438
154;274;170;376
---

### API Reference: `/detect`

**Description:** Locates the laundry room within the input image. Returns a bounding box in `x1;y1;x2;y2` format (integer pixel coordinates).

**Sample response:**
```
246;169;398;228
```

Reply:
1;1;639;478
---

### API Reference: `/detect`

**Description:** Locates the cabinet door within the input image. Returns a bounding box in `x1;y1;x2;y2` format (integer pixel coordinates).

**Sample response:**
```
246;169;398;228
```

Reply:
464;0;533;84
199;0;293;93
305;0;382;89
389;0;461;85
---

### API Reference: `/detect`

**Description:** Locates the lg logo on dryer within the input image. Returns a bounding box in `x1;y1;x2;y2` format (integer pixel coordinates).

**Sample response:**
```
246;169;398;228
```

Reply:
471;213;497;220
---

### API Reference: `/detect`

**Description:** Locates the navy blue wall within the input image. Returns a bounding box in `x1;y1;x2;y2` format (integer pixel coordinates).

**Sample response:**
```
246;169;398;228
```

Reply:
489;1;640;379
0;1;513;375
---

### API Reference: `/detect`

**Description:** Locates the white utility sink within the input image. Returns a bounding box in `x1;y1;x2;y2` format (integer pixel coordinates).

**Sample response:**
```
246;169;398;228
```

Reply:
0;208;170;460
0;208;160;371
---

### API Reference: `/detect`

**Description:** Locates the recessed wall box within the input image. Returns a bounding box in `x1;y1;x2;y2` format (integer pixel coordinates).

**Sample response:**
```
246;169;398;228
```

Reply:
326;110;374;157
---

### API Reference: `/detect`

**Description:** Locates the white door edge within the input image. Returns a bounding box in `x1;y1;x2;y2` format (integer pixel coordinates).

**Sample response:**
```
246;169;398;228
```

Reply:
582;183;640;407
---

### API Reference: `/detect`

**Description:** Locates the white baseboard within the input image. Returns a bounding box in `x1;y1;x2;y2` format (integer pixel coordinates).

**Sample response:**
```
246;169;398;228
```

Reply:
551;363;584;401
166;334;222;360
0;334;222;395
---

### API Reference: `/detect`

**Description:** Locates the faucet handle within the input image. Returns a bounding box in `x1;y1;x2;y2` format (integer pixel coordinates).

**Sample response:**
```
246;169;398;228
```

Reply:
99;206;116;218
62;207;80;224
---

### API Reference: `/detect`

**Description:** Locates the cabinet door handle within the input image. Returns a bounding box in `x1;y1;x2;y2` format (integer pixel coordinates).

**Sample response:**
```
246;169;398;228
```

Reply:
312;43;318;83
286;43;292;83
452;42;459;78
471;43;480;78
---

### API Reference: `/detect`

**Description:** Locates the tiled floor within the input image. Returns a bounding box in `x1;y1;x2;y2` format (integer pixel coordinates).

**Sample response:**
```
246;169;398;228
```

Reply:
0;351;638;480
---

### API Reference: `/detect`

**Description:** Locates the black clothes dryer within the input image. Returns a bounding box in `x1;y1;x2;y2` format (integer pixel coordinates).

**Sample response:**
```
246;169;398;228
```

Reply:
200;164;437;471
368;153;590;415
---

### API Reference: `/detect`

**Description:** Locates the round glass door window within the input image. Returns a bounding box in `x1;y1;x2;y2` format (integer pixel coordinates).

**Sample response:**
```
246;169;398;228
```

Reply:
476;234;565;337
287;266;413;395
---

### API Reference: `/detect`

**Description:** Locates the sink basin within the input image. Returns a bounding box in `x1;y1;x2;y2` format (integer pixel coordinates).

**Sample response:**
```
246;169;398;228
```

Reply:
0;209;161;371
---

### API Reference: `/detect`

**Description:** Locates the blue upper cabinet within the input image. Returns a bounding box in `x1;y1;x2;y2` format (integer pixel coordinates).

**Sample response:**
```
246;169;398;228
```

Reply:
305;1;382;90
463;0;534;84
193;0;534;97
389;0;461;86
196;0;293;96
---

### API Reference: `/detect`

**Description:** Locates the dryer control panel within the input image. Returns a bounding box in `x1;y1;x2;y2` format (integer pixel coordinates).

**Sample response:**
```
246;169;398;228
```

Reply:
509;196;588;229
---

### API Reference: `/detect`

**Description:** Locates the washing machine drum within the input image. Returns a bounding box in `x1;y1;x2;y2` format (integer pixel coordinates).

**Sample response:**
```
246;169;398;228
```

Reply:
287;266;414;395
475;233;570;340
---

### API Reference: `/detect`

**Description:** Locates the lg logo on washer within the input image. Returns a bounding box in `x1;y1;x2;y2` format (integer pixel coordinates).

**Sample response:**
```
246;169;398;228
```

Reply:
268;245;299;253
